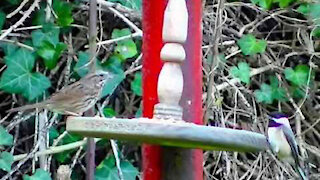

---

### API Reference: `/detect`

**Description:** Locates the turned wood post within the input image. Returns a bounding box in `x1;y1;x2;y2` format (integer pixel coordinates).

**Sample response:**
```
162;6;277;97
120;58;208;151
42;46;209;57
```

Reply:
143;0;203;179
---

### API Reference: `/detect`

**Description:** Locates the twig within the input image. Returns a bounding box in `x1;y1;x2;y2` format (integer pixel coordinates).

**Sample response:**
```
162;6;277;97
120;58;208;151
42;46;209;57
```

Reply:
215;64;274;91
204;0;225;124
110;140;124;180
0;39;34;51
38;111;48;170
6;0;30;18
14;138;101;161
107;7;142;35
86;1;98;180
0;0;41;40
90;0;141;20
45;0;52;22
86;31;141;48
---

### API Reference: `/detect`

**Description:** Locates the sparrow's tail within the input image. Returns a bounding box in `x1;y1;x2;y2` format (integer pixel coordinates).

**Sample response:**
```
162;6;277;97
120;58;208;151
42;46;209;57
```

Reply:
7;103;46;113
296;165;308;180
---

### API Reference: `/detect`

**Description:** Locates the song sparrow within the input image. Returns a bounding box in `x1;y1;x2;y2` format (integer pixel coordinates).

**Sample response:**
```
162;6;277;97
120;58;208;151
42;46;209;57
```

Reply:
7;71;111;116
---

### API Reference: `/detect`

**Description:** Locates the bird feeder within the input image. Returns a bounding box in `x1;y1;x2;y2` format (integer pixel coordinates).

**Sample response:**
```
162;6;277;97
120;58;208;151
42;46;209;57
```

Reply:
66;0;269;179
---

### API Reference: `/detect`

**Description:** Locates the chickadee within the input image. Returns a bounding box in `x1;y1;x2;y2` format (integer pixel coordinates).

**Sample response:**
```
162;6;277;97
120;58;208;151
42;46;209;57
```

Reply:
267;112;307;180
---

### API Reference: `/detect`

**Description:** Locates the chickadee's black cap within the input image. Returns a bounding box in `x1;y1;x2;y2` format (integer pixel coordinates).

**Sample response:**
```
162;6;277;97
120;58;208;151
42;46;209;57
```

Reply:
269;112;288;119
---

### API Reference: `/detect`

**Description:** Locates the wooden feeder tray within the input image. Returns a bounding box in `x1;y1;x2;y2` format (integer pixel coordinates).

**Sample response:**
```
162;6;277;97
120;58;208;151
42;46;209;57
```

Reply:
66;117;269;152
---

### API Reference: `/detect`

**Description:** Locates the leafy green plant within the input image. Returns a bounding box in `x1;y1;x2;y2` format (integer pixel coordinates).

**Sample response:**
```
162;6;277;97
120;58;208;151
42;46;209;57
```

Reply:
254;76;286;104
230;62;251;84
135;104;142;117
112;28;138;60
74;51;99;77
31;27;60;47
252;0;273;10
0;126;14;172
284;65;311;86
0;152;13;172
32;8;46;26
237;34;267;56
103;107;117;117
23;168;52;180
131;72;142;96
0;43;18;55
109;0;142;11
297;2;320;37
252;0;295;9
0;48;51;101
49;127;59;145
52;0;73;27
0;126;13;146
0;11;5;31
54;132;82;163
31;25;67;70
95;156;139;180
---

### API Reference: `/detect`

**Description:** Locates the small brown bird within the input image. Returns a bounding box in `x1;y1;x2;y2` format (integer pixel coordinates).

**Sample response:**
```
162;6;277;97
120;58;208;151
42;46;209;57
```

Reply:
7;71;111;116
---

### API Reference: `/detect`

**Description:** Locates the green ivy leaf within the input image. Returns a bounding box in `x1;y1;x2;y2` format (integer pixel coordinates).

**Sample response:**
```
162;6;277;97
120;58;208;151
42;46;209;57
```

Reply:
49;127;59;145
310;4;320;20
111;28;132;39
53;0;73;27
251;0;272;10
95;156;139;180
74;51;108;77
0;43;18;56
101;72;125;98
103;107;117;117
55;133;82;163
23;169;52;180
254;83;273;104
230;62;250;84
4;0;21;5
112;28;137;60
109;0;142;11
131;72;142;96
100;56;125;98
115;40;137;60
32;8;46;26
37;41;67;69
254;76;286;104
31;28;59;47
237;34;267;56
284;65;310;86
103;55;124;74
74;52;100;77
273;0;295;8
312;27;320;38
135;103;142;118
0;126;13;146
0;48;51;101
0;152;14;172
269;76;286;101
297;3;311;15
289;86;305;99
0;11;5;31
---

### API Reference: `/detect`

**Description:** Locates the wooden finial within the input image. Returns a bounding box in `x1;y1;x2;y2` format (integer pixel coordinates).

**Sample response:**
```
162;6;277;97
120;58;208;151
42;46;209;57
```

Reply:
154;0;188;120
162;0;188;43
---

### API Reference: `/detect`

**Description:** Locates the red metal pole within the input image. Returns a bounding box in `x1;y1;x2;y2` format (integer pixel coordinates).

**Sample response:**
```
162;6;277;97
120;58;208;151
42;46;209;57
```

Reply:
181;0;203;179
142;1;166;179
142;0;203;179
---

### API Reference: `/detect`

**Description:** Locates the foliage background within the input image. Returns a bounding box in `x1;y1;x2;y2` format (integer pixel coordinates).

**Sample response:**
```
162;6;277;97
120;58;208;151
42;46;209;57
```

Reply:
0;0;319;179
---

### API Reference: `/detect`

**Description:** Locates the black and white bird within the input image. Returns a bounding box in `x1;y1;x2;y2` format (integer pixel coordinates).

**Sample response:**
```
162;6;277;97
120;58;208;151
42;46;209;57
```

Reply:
267;112;307;180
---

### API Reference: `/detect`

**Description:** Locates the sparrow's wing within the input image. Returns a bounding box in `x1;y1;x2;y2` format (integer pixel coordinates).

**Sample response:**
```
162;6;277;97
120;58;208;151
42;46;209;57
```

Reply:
281;125;299;165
